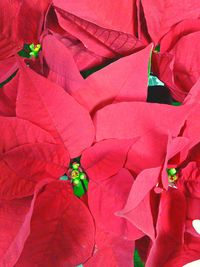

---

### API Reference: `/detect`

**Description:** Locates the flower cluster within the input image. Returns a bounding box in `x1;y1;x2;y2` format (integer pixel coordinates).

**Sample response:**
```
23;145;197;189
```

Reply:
1;1;200;266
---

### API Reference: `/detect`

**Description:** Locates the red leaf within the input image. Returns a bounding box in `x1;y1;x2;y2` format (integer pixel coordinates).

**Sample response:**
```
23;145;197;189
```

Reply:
88;168;144;240
170;32;200;96
0;180;50;267
45;7;107;71
94;102;192;141
0;198;31;259
55;9;144;57
54;0;136;35
42;34;84;93
152;52;184;101
17;0;51;43
16;60;95;157
163;234;200;267
0;143;69;199
0;117;55;152
118;192;156;240
141;0;200;43
0;0;51;59
0;73;18;117
0;1;22;59
161;136;189;189
120;167;161;213
72;45;153;113
0;57;18;83
160;19;200;53
125;130;168;174
146;189;186;267
53;0;144;58
15;181;95;267
85;228;134;267
0;117;69;199
81;139;136;181
154;19;200;101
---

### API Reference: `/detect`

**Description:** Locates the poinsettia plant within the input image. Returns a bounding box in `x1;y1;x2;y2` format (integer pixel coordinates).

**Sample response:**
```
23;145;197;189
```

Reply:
1;0;200;267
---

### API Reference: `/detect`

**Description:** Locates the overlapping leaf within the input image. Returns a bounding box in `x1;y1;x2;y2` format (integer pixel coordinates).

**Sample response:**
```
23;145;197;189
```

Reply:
16;60;95;158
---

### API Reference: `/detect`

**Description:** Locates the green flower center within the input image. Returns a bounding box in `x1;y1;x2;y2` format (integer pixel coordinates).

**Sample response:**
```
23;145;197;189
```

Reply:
60;161;88;197
29;43;41;58
167;168;178;183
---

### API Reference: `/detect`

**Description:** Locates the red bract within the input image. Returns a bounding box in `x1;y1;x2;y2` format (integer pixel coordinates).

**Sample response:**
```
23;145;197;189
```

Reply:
81;139;143;240
0;60;153;265
41;34;85;93
0;180;50;267
145;188;187;267
0;72;18;116
1;43;152;121
0;197;31;263
0;0;22;60
0;60;95;199
0;57;18;83
44;7;108;71
152;19;200;101
40;42;152;111
0;0;51;57
146;160;200;267
53;0;136;35
0;0;51;82
15;181;95;267
0;180;95;267
94;102;191;143
0;62;97;264
140;0;200;44
106;100;200;265
84;228;134;267
16;59;95;158
44;0;145;71
71;45;153;113
80;139;144;266
93;100;197;240
0;116;69;199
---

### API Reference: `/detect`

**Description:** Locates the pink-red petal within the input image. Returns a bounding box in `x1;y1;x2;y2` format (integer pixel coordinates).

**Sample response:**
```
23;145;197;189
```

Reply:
16;60;95;157
0;57;18;84
81;139;136;181
15;181;95;267
0;73;18;117
42;34;84;93
54;3;144;59
0;117;54;152
72;45;153;113
146;189;186;267
141;0;200;43
53;0;136;35
0;143;69;199
0;180;50;267
85;228;134;267
94;102;191;141
88;168;144;240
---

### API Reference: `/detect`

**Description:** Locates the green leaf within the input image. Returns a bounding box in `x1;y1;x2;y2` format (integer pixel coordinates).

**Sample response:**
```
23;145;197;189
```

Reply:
73;179;88;197
73;182;85;197
148;50;153;78
154;44;160;52
172;101;182;106
82;178;88;190
148;75;164;86
134;250;144;267
18;44;31;58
